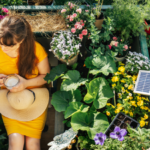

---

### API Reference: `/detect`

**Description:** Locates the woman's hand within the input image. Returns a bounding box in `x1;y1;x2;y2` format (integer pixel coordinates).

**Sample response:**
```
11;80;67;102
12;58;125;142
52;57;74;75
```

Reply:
0;74;6;87
10;75;28;92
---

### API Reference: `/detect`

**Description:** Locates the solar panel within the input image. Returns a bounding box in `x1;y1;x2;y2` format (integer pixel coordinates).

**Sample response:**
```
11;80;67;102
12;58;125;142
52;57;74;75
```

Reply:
134;70;150;95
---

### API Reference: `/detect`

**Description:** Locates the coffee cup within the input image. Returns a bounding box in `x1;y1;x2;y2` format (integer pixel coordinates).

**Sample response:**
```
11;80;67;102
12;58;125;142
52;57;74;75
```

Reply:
3;74;20;90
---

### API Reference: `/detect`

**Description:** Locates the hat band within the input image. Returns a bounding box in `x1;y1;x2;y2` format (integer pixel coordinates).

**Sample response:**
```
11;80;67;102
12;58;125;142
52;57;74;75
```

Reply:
7;89;36;104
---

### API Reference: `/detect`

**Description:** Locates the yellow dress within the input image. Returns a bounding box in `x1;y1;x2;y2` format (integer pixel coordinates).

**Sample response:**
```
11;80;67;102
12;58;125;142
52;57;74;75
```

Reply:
0;41;48;139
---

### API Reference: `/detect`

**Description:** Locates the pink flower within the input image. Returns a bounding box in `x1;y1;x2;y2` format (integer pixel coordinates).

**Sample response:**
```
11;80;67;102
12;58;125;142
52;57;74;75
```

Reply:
71;28;76;33
73;13;77;17
120;39;122;42
81;23;84;27
85;10;89;12
66;15;70;19
61;9;66;13
67;24;69;27
70;3;75;9
113;37;117;41
77;25;82;30
79;34;83;40
2;8;8;13
74;22;80;29
80;20;83;23
124;45;128;50
87;5;90;7
76;8;82;14
108;45;112;49
68;2;71;5
69;17;74;22
114;42;118;47
82;29;88;35
0;15;4;20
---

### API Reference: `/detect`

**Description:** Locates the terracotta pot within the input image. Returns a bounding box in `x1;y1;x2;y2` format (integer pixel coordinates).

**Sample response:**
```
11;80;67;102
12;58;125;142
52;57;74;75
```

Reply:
95;13;104;30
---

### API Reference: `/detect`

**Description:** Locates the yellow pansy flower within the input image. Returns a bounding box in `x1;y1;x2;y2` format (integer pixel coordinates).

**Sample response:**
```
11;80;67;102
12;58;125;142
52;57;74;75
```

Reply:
128;85;134;90
129;96;133;100
137;100;143;106
132;75;137;81
115;109;120;113
106;103;111;106
111;76;119;82
124;110;128;114
144;106;149;110
126;75;132;78
129;112;133;117
106;111;110;116
121;80;126;83
118;66;125;73
130;101;136;106
112;84;116;88
140;120;145;127
140;106;145;110
114;72;121;75
126;90;129;93
111;105;115;108
144;114;148;119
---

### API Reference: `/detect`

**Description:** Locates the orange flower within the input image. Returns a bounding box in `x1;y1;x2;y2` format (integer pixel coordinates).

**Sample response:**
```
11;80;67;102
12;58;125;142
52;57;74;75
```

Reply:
83;64;86;67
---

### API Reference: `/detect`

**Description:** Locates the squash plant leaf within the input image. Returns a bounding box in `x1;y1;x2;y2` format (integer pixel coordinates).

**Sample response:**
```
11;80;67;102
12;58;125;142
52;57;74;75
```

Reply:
84;77;114;109
61;70;88;91
89;55;117;76
64;102;89;119
71;111;109;139
44;64;67;83
84;57;95;69
51;89;82;112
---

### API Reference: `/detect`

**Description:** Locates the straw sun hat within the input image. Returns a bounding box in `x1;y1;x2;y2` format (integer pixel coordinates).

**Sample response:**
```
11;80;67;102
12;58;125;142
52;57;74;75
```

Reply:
0;88;49;121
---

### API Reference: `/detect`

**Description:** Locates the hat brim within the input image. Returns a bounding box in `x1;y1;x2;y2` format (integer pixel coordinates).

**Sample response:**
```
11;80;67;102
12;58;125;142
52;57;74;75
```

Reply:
0;88;49;121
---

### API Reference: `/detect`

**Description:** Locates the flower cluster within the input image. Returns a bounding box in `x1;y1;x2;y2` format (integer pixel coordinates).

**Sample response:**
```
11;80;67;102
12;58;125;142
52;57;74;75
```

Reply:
105;62;150;127
125;51;150;75
60;2;91;40
50;30;81;62
94;126;127;146
108;37;129;57
0;7;9;20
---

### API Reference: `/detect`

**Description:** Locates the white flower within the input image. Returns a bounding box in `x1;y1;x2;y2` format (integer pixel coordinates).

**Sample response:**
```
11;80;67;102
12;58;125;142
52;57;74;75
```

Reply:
129;93;132;96
125;84;128;87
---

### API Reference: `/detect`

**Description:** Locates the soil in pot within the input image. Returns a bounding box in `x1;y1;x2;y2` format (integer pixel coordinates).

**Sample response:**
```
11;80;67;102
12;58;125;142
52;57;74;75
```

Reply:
124;118;131;124
117;114;125;121
114;119;121;126
130;121;138;128
120;123;127;129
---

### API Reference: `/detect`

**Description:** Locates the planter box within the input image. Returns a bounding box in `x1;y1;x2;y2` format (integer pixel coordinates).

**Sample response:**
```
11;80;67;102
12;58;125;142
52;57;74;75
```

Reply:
105;112;139;137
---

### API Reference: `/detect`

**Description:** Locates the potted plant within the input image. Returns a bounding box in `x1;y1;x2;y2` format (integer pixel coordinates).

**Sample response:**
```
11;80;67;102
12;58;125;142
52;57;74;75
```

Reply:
50;30;81;66
93;0;104;30
108;37;129;62
106;0;150;42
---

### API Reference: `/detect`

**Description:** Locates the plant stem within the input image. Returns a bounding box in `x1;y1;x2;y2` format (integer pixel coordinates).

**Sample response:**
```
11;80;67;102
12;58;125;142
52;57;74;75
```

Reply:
87;68;90;79
114;90;116;107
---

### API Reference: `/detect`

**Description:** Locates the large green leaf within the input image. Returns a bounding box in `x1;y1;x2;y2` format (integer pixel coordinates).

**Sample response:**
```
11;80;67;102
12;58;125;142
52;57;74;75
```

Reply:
84;57;95;69
51;90;82;112
71;112;109;139
64;102;89;119
89;55;117;76
44;64;67;83
84;77;114;109
61;70;88;91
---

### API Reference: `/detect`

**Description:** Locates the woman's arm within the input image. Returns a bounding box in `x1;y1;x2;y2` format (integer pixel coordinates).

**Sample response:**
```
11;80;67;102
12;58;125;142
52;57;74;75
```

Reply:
10;57;50;92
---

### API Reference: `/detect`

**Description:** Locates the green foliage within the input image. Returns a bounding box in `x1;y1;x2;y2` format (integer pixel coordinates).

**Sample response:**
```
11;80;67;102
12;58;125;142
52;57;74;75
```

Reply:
106;0;149;41
0;0;24;6
61;70;88;91
71;112;109;139
78;135;95;150
44;64;67;83
84;77;114;109
146;34;150;48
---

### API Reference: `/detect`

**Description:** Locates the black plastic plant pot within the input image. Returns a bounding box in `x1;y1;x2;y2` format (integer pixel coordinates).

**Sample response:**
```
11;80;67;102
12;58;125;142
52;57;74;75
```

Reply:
105;112;139;137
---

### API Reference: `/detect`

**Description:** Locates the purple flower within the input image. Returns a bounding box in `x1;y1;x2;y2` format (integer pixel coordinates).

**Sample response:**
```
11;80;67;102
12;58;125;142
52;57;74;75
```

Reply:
110;126;127;141
94;132;106;146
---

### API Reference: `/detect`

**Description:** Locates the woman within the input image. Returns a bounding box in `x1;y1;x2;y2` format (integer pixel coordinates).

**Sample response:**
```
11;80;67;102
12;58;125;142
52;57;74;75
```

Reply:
0;16;50;150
